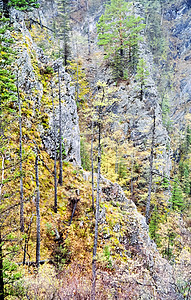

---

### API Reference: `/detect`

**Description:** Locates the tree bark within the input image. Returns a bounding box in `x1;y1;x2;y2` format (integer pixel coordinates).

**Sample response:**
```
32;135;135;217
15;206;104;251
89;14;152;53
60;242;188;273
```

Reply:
51;82;58;213
58;67;63;186
145;110;156;224
91;119;101;300
17;75;24;233
35;150;40;268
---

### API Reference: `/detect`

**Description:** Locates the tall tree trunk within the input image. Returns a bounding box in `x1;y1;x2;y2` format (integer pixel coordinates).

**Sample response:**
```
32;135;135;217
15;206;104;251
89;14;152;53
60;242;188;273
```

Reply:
145;111;156;224
86;0;91;55
76;58;79;104
58;67;63;186
91;119;94;212
115;145;118;176
91;120;101;300
51;82;58;213
17;75;24;232
0;230;4;300
35;150;40;268
131;152;134;198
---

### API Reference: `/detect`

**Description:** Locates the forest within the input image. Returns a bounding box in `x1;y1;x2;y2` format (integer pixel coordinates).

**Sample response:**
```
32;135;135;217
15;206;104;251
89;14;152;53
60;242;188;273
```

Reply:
0;0;190;299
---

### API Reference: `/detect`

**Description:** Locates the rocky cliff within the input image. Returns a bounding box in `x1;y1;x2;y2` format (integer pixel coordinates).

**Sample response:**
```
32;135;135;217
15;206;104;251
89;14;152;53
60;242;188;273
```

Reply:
12;7;81;165
3;1;189;299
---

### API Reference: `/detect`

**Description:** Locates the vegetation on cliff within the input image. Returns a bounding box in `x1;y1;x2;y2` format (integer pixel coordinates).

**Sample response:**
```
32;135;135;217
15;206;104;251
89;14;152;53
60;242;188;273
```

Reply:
0;0;190;299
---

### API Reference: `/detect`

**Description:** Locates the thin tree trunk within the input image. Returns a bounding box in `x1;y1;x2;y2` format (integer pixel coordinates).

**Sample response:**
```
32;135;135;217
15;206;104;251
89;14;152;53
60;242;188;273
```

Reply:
91;119;95;212
115;145;118;176
145;111;156;224
91;120;101;300
131;152;134;197
35;150;40;268
0;229;4;300
23;214;34;265
17;75;24;233
0;156;4;198
58;67;63;186
76;58;79;104
86;0;91;56
51;82;58;213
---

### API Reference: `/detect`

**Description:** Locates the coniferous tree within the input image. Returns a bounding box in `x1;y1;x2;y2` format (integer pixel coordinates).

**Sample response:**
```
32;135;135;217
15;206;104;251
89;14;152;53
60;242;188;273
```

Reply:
171;178;184;211
97;0;145;78
135;58;149;101
56;0;70;66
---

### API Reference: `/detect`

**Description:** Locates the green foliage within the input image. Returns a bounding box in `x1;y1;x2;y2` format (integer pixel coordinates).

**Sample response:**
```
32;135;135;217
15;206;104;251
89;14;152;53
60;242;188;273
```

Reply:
170;178;184;211
97;0;145;79
142;0;167;63
80;138;90;171
162;95;171;130
179;161;190;195
9;0;39;11
162;229;177;260
55;0;70;65
103;245;112;269
149;206;160;244
0;16;16;105
135;58;149;100
3;258;24;297
51;242;71;271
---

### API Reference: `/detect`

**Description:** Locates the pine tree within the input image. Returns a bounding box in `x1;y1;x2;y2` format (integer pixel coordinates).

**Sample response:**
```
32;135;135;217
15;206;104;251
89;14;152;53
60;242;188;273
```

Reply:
97;0;144;79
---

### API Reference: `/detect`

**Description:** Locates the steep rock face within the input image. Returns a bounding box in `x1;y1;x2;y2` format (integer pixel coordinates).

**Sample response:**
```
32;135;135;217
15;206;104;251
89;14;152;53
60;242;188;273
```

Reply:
100;177;183;299
72;1;171;175
82;172;183;299
42;60;81;165
12;9;81;165
164;0;191;127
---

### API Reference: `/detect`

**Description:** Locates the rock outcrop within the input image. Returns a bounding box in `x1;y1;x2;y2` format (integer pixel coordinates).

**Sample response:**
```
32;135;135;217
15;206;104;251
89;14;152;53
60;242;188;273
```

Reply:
82;171;183;299
12;8;81;165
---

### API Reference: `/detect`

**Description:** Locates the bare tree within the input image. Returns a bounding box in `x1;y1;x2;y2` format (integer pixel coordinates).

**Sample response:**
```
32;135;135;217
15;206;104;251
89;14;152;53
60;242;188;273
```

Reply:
51;81;58;213
35;148;40;268
58;67;63;186
17;73;24;232
145;110;156;224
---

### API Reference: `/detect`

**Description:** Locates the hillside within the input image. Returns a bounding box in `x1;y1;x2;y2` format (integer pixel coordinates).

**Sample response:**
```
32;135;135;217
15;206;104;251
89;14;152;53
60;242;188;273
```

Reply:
0;0;190;299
